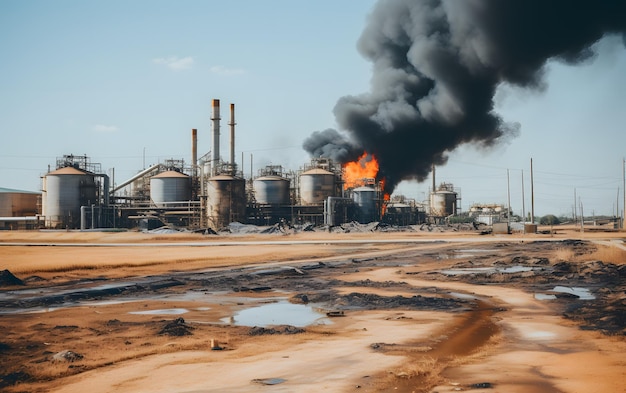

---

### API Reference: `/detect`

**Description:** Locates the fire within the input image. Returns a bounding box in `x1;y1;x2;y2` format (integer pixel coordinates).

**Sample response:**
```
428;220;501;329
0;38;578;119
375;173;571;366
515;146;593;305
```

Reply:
343;152;392;218
380;178;391;216
343;152;380;189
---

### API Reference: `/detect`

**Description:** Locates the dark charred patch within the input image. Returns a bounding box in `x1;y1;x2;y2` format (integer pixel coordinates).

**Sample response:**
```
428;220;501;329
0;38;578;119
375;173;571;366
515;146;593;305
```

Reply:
158;318;194;336
248;325;305;336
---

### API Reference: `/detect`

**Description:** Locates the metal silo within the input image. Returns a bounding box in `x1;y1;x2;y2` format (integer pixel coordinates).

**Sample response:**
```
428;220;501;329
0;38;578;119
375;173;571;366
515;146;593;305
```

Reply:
150;170;191;207
352;186;378;223
43;166;96;228
206;175;246;229
0;187;39;217
430;190;457;217
253;175;290;204
299;168;336;205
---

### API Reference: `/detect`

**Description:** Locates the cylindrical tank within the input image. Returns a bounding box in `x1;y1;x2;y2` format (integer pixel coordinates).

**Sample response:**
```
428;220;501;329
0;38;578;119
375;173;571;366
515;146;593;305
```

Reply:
43;167;96;228
206;175;246;229
299;168;335;205
253;175;290;204
150;171;191;207
430;191;457;217
0;188;39;217
352;186;377;223
386;203;411;213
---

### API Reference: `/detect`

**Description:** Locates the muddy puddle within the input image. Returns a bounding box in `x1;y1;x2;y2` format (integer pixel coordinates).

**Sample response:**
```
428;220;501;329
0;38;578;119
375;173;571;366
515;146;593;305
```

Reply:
437;249;492;259
129;308;190;315
440;265;535;275
221;300;329;327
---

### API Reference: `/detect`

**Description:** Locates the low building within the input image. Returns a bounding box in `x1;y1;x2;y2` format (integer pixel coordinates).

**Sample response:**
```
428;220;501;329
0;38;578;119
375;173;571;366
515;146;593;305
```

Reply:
0;187;41;229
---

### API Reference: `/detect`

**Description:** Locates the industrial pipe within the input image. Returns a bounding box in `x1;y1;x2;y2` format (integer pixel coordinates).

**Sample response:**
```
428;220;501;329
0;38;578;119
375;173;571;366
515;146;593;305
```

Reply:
111;164;162;194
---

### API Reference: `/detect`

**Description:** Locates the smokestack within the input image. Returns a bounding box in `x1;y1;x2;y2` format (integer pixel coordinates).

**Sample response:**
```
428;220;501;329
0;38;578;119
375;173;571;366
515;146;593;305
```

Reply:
191;128;197;178
211;99;221;176
229;103;236;174
431;163;435;194
303;0;626;195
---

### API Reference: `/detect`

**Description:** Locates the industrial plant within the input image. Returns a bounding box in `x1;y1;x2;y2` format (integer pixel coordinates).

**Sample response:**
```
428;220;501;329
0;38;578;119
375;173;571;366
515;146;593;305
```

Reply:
0;100;468;231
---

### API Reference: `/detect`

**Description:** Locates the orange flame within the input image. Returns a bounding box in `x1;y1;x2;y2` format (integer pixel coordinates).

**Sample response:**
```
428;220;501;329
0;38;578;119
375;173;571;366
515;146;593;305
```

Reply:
344;152;391;218
343;152;380;189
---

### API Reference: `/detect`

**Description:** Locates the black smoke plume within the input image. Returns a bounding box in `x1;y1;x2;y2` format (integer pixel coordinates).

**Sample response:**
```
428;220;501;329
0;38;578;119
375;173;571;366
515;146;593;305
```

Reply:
303;0;626;194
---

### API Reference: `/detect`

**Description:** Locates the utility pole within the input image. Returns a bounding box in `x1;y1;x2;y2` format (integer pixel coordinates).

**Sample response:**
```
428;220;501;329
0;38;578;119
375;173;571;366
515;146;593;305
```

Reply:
623;158;625;229
574;188;577;223
580;200;584;233
530;158;535;224
507;169;511;229
521;170;526;231
617;187;620;224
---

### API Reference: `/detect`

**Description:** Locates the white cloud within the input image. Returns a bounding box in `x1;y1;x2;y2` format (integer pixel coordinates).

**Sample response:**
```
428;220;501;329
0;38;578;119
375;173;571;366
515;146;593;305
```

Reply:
92;124;119;133
209;65;246;76
153;56;194;71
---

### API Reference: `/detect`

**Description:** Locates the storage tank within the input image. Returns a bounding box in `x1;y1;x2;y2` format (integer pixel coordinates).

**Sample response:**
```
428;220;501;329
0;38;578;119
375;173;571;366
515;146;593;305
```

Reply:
253;175;290;204
352;186;378;223
299;168;336;205
0;187;39;217
206;175;246;229
43;166;96;228
430;190;457;217
150;171;191;207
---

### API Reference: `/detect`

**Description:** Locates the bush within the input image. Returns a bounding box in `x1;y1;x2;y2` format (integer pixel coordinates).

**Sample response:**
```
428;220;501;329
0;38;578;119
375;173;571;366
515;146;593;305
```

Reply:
449;215;475;224
540;214;560;225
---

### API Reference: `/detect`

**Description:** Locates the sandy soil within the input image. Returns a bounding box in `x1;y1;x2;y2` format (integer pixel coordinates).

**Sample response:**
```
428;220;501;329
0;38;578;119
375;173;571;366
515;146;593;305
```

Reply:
0;227;625;393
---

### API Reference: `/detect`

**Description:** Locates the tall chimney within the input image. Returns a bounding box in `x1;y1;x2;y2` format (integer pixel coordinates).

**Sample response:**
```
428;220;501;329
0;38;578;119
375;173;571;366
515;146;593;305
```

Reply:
191;128;197;178
229;103;236;173
431;163;436;193
211;99;220;176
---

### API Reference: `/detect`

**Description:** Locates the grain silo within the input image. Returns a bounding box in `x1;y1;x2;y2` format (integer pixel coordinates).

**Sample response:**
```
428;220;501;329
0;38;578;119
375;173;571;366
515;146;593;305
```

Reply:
299;168;336;205
352;186;378;223
150;170;191;207
206;174;246;229
43;166;97;228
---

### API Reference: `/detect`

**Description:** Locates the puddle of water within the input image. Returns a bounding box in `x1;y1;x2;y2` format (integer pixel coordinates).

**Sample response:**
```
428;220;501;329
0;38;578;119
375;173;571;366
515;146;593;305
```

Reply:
440;267;493;275
223;301;328;327
438;249;492;260
523;330;556;340
499;266;533;273
0;280;139;302
129;308;189;315
449;292;477;300
534;293;557;300
440;265;533;276
551;286;595;300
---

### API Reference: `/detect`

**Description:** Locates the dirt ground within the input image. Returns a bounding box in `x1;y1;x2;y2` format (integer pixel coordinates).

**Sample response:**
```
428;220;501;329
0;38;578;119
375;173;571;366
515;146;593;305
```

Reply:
0;226;625;393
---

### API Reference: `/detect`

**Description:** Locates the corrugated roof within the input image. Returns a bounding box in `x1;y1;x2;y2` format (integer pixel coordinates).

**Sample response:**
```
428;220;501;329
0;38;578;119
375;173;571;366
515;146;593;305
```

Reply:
0;187;40;194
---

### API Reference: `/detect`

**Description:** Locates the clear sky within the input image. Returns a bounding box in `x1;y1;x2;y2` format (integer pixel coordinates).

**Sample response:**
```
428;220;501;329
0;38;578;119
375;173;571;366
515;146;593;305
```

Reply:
1;1;625;219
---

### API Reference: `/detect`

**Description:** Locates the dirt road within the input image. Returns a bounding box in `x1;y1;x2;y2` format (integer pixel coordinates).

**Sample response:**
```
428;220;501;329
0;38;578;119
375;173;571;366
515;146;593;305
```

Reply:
1;229;624;392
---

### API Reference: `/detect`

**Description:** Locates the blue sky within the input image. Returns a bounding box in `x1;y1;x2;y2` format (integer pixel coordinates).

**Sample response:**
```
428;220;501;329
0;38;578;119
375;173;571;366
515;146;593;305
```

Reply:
1;1;625;218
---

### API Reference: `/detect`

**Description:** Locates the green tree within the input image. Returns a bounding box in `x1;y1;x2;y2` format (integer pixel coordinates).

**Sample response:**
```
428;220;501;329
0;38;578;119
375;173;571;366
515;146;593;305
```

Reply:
540;214;560;225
